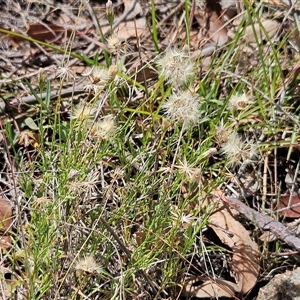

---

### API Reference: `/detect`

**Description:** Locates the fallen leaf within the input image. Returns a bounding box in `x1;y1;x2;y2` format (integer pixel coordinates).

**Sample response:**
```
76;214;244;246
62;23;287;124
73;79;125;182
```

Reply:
0;235;12;249
26;23;71;44
24;117;39;131
180;276;239;298
123;0;143;20
206;1;228;45
279;193;300;218
114;18;146;39
243;19;280;43
209;209;260;294
0;198;13;249
0;198;12;231
193;0;228;48
135;231;146;246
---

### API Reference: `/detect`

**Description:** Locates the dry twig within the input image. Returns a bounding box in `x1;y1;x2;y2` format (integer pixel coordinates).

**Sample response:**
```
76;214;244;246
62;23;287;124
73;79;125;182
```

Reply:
217;191;300;251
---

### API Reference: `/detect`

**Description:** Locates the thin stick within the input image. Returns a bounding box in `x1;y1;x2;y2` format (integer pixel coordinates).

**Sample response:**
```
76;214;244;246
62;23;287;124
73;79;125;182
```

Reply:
216;191;300;251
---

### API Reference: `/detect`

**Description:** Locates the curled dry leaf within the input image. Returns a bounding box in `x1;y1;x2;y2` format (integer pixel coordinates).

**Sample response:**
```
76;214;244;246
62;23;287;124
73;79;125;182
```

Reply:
180;276;239;298
209;209;260;295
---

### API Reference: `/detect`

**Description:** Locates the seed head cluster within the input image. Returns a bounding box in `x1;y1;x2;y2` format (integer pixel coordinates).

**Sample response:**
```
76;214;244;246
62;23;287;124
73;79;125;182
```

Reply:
71;102;116;141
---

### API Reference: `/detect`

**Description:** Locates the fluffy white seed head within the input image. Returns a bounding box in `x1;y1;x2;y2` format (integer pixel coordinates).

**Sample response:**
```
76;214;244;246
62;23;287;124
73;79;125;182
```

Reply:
89;115;116;140
162;90;201;129
228;93;252;111
156;47;194;88
71;102;95;121
75;256;99;276
83;65;118;94
107;34;127;55
221;132;257;167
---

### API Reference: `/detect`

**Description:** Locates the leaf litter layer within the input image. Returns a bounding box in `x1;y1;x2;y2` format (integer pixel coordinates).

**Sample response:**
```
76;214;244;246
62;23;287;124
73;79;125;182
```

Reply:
1;0;300;299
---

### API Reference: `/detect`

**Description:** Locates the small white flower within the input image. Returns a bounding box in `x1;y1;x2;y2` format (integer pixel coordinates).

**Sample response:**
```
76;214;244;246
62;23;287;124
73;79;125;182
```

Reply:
174;158;203;183
106;0;113;10
171;206;198;228
83;83;96;92
156;47;194;88
162;90;200;129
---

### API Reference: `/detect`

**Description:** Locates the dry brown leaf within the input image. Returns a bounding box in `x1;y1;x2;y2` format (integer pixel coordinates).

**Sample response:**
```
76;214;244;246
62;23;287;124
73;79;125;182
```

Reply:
243;19;280;43
279;193;300;218
209;209;260;294
0;235;12;249
181;276;239;298
0;198;12;249
114;18;146;39
70;65;88;76
134;231;146;246
0;199;12;231
206;1;228;45
193;0;228;46
26;23;71;44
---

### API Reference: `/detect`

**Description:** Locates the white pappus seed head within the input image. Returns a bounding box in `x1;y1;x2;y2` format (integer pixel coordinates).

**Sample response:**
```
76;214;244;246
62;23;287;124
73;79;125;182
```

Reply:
71;102;95;120
75;256;99;276
228;93;252;111
107;35;127;55
89;114;116;140
162;90;201;129
221;132;257;167
156;47;194;88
